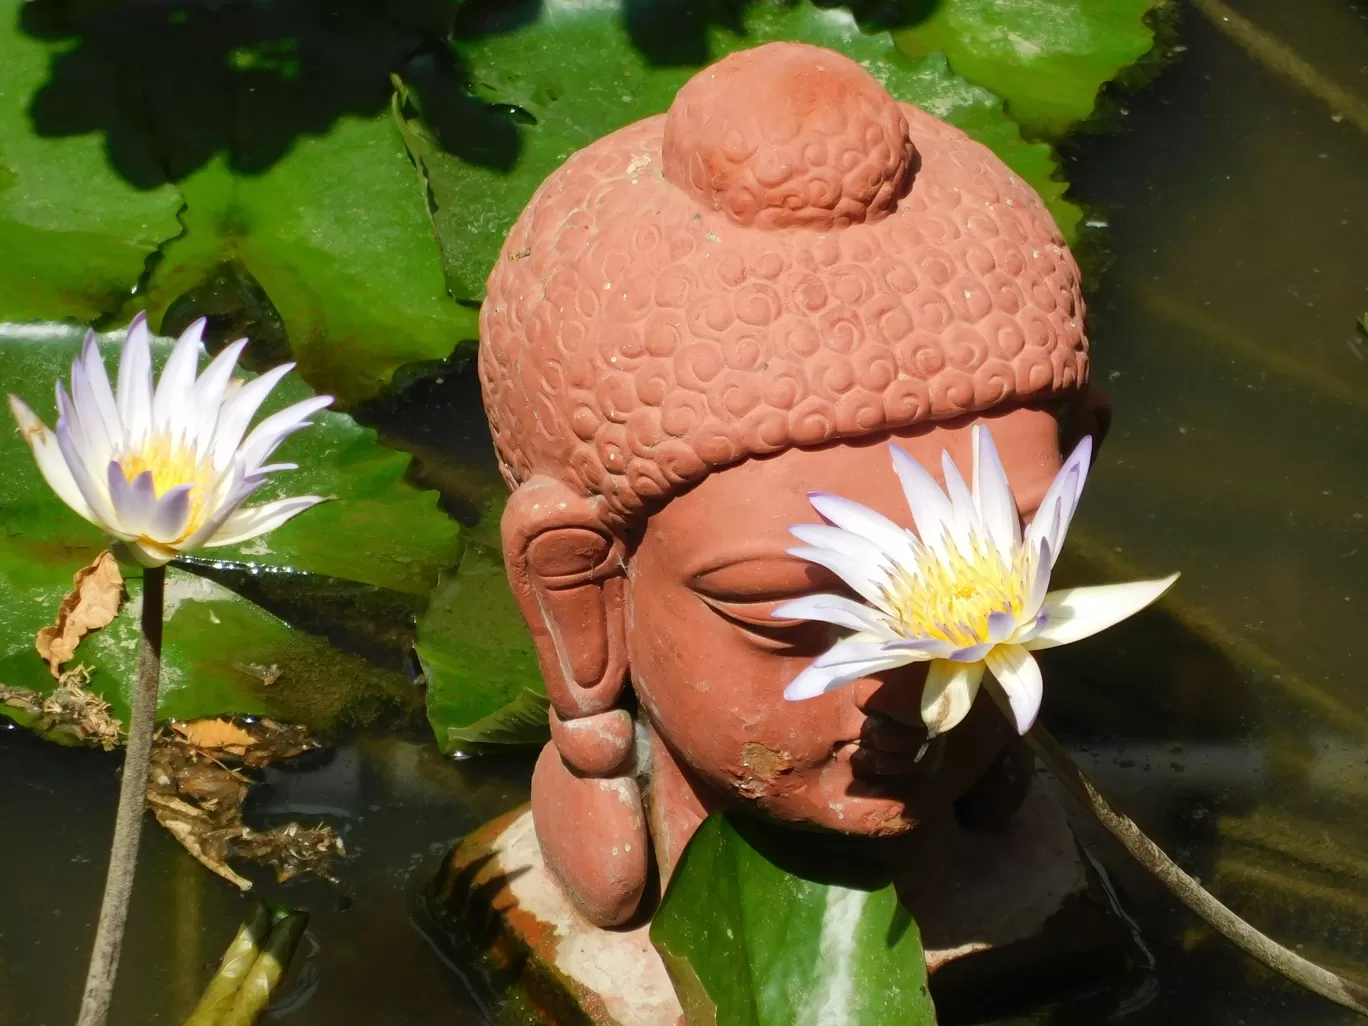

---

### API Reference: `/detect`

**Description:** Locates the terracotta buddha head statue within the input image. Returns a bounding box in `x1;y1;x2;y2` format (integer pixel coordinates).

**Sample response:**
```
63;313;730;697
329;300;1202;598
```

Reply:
479;42;1106;928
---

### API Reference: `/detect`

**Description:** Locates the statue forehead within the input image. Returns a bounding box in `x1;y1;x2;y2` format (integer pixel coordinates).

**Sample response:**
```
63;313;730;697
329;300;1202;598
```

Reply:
478;44;1088;524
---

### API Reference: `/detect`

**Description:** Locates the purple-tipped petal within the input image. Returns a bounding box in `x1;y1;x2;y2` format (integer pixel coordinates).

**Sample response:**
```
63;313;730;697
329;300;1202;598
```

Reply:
145;483;194;543
1024;575;1180;652
106;464;157;538
986;609;1018;644
947;641;995;663
788;523;890;568
54;402;115;525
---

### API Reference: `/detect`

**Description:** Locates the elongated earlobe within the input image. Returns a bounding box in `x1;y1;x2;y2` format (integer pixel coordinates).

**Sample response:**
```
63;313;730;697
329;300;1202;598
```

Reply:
501;476;629;717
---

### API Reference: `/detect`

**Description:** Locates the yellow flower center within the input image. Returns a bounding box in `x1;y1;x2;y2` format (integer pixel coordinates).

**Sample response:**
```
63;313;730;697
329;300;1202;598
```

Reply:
118;433;217;539
880;532;1034;649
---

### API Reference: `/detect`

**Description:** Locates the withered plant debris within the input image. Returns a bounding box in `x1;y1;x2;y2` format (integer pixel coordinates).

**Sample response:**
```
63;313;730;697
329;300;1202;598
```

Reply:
150;717;343;890
0;666;122;749
35;551;125;676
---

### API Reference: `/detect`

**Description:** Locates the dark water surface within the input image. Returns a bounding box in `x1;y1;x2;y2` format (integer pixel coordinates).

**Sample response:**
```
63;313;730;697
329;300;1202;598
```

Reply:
4;0;1368;1023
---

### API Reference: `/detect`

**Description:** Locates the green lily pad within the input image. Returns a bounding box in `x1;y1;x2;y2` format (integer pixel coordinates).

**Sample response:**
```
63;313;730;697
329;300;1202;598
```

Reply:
120;111;479;406
0;0;184;324
0;325;452;733
652;812;936;1026
400;0;1079;306
417;529;547;755
893;0;1165;138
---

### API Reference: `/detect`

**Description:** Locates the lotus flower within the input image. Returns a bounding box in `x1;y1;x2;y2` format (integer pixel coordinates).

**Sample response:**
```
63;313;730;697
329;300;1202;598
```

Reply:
7;313;331;568
777;425;1178;737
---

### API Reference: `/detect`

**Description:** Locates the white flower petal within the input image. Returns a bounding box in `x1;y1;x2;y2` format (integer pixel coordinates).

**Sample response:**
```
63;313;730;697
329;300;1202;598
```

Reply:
113;537;177;568
1024;574;1179;651
188;338;249;451
806;492;920;570
920;659;985;736
152;317;204;439
116;312;154;442
7;394;95;522
204;495;327;547
1022;537;1053;621
984;644;1043;734
947;641;995;663
783;637;919;700
179;459;262;549
940;448;978;550
971;424;1020;562
786;545;891;609
235;394;332;473
889;443;955;558
772;593;896;636
789;523;891;569
208;362;296;470
74;332;123;457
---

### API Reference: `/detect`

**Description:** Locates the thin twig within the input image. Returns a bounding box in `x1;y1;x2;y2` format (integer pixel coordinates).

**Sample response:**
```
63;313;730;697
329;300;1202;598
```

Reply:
1027;724;1368;1018
75;565;165;1026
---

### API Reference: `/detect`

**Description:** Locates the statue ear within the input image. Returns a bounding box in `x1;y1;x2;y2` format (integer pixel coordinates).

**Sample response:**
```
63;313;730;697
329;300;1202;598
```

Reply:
1062;382;1111;458
501;476;629;718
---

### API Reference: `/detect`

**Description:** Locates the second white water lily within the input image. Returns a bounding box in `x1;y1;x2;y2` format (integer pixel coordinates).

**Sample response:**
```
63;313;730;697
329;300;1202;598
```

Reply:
7;313;332;567
777;425;1178;737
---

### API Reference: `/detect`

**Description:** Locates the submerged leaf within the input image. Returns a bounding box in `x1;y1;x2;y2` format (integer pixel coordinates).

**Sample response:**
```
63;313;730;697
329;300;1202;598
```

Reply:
651;813;935;1026
34;550;124;676
403;0;1079;306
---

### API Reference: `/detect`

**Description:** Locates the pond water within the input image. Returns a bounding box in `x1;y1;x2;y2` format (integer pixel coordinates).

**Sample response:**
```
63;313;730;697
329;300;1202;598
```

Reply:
3;0;1368;1024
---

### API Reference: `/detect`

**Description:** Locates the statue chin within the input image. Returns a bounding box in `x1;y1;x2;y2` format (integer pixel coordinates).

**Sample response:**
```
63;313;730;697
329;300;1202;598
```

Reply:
479;41;1099;929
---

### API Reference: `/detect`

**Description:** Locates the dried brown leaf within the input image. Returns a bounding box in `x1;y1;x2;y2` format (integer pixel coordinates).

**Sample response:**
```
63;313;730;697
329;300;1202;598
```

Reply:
172;718;259;756
35;552;124;677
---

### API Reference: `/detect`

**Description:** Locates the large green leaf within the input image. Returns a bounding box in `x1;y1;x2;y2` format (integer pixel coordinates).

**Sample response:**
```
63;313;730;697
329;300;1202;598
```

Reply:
417;529;547;755
652;812;936;1026
0;0;184;323
401;0;1079;305
121;110;479;405
893;0;1165;138
0;326;451;732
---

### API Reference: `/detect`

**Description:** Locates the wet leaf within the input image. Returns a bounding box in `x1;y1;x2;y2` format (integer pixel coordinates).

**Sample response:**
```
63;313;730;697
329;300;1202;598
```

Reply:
34;550;124;676
417;536;547;755
121;110;479;405
651;812;936;1026
0;0;184;324
446;685;549;753
402;0;1079;306
893;0;1166;137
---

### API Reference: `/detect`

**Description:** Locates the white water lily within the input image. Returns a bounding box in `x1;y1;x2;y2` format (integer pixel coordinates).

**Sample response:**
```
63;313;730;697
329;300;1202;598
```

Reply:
776;425;1178;737
7;313;332;568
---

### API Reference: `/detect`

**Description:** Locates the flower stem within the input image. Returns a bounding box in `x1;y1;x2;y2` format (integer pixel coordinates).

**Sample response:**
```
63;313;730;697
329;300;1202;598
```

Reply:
1027;724;1368;1018
75;564;165;1026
